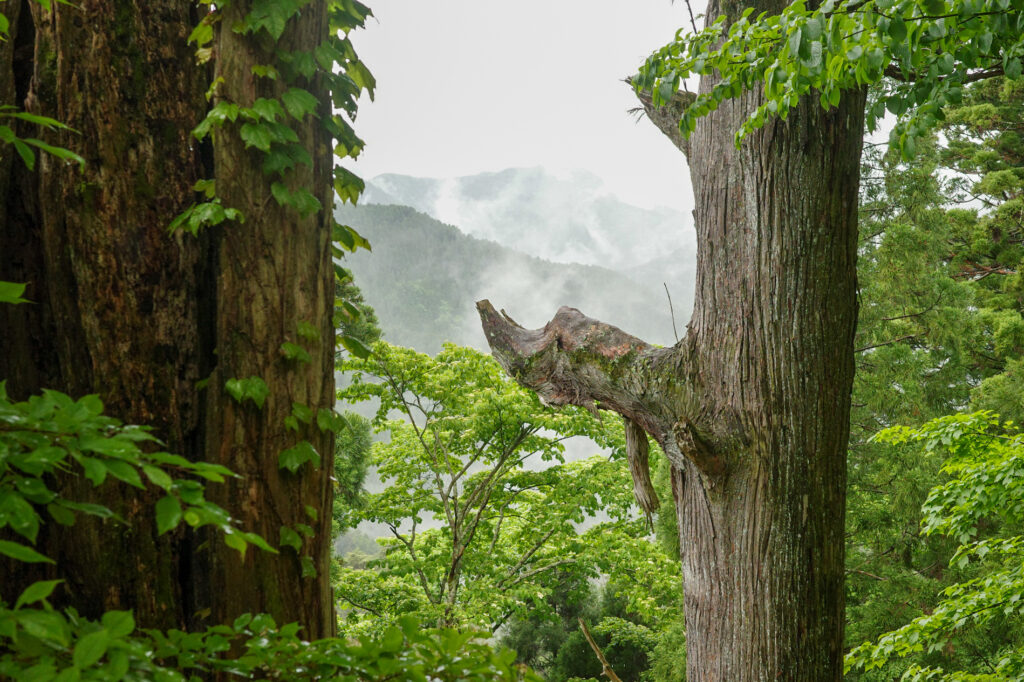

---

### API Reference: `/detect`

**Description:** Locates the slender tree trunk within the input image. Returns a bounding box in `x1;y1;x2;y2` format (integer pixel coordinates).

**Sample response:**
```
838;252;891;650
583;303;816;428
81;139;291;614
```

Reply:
202;0;336;637
0;0;337;636
478;2;865;677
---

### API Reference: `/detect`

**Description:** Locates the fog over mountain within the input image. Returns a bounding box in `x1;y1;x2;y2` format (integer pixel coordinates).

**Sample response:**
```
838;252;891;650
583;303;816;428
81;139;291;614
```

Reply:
364;167;697;269
336;204;680;351
355;167;698;345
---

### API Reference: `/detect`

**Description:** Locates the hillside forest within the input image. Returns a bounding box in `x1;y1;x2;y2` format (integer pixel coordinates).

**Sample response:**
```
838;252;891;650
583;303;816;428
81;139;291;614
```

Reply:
1;1;1024;681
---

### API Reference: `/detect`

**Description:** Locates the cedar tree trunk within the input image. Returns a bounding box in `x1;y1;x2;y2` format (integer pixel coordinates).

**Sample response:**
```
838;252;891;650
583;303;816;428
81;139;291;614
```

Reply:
478;2;865;678
0;0;336;636
202;0;336;637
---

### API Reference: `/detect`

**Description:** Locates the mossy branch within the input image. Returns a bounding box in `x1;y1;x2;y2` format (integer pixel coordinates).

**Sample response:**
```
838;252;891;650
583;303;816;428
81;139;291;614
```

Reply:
476;300;724;479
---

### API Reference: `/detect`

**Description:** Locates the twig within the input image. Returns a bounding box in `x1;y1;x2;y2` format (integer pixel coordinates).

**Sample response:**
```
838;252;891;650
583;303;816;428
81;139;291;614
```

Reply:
680;0;699;34
846;568;888;581
855;334;918;353
578;618;624;682
336;592;383;618
664;282;679;343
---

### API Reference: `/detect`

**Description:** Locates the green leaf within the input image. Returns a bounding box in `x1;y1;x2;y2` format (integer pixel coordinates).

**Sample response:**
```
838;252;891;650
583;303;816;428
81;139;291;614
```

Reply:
100;610;135;638
291;402;313;425
224;376;269;409
251;64;280;79
866;48;884;70
13;138;34;170
788;29;803;58
239;122;273;151
1006;57;1023;79
250;97;285;122
193;101;240;140
279;525;302;551
244;0;301;39
0;539;54;563
278;441;321;473
281;87;320;120
15;580;63;609
270;182;321;215
105;459;144;488
142;464;173;491
316;408;348;433
193;178;216;198
22;138;84;167
888;17;907;42
73;628;110;668
280;341;312;364
333;167;365;206
17;610;69;646
233;613;253;631
47;502;75;526
240;531;277;554
5;110;71;128
188;19;213;47
155;495;183;534
224;530;248;557
0;280;28;304
297;321;319;342
58;500;115;520
340;334;372;359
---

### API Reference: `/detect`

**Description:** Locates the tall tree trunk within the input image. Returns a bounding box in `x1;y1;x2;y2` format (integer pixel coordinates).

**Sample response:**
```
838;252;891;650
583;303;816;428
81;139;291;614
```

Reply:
478;3;865;678
0;0;208;630
676;84;863;678
202;0;336;638
0;0;337;636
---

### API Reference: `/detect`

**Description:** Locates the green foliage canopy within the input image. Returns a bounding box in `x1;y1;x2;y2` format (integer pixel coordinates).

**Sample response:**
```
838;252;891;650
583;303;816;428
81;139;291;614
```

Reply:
634;0;1024;157
0;381;538;680
847;412;1024;680
335;342;682;636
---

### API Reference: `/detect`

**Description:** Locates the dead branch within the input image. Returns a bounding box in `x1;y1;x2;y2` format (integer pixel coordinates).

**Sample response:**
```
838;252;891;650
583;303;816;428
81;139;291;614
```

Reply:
579;618;625;682
476;300;724;477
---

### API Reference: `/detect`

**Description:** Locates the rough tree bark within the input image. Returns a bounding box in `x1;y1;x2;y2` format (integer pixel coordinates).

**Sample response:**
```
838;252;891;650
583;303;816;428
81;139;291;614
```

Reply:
0;0;209;630
202;0;336;638
0;0;336;636
478;1;865;678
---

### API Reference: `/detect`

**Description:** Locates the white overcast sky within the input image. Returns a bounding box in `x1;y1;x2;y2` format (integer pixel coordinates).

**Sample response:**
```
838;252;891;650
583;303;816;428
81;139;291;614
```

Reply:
347;1;697;213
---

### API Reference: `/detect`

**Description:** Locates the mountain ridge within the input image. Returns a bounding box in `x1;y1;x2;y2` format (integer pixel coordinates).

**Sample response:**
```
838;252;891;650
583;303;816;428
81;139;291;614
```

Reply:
336;203;680;352
362;167;697;274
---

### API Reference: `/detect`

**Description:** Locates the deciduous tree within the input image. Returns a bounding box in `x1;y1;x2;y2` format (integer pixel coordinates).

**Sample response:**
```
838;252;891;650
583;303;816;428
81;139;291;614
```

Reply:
336;342;680;635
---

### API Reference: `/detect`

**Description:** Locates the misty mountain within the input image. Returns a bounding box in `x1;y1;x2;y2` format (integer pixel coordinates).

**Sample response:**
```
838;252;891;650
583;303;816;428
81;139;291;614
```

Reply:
362;167;697;273
335;203;680;353
624;246;697;327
